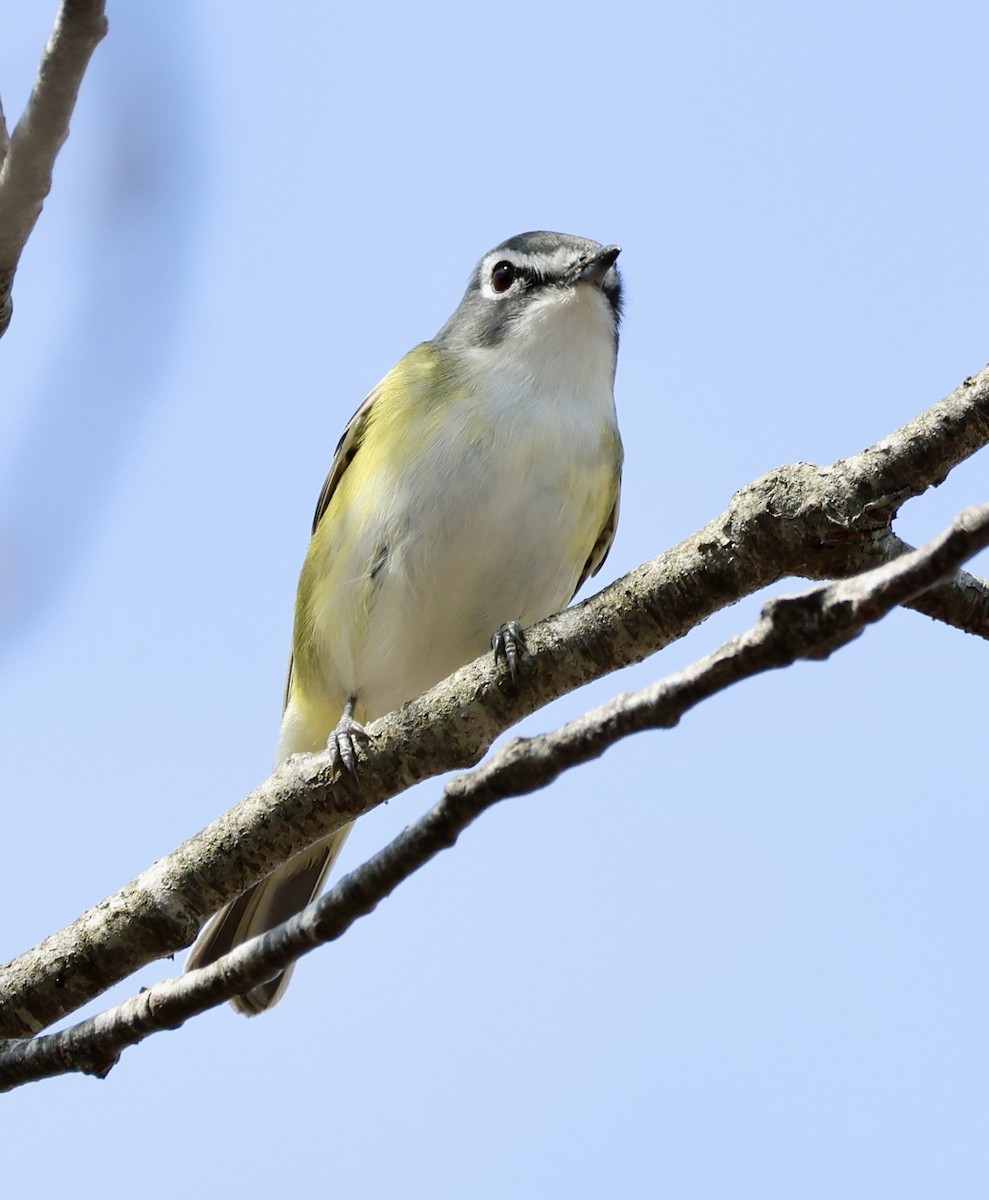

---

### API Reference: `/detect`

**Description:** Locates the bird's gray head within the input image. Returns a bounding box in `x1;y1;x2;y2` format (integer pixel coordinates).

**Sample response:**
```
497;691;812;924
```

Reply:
435;231;622;354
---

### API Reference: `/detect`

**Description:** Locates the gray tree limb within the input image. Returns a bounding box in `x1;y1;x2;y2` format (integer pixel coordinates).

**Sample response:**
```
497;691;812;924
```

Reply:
2;503;986;1091
0;364;987;1041
0;0;108;337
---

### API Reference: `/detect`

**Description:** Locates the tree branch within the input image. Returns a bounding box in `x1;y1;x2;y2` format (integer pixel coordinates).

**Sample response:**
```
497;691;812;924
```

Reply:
2;504;986;1091
856;533;989;634
1;364;987;1040
0;0;108;338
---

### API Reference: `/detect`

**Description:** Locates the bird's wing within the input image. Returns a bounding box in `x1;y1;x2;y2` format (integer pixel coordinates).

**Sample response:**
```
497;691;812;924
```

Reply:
571;485;621;601
282;383;382;711
309;383;382;536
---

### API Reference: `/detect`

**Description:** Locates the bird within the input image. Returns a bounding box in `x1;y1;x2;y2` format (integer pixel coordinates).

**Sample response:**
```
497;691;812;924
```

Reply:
185;231;624;1014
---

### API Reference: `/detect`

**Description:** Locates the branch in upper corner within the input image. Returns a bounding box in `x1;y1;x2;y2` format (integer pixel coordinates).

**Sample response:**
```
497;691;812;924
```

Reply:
1;504;986;1092
1;364;989;1042
715;364;989;640
0;0;109;337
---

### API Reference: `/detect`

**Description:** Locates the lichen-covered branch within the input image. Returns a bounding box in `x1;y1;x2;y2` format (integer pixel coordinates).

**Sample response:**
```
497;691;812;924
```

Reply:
1;364;987;1041
2;504;986;1092
0;0;108;337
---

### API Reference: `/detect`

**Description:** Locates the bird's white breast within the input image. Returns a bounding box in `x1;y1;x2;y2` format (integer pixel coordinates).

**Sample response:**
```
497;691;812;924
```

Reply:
332;284;620;721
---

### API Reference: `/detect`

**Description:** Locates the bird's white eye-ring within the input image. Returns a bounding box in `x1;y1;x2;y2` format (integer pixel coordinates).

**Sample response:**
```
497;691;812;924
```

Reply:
490;260;516;293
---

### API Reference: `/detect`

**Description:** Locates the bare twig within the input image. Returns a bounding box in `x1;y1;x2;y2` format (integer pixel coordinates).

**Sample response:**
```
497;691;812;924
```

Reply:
857;533;989;634
1;365;987;1041
0;0;108;337
2;505;985;1091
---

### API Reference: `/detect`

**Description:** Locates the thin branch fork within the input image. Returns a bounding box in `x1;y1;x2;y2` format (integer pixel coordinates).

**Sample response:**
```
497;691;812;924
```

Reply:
0;0;109;337
1;504;986;1092
1;364;988;1042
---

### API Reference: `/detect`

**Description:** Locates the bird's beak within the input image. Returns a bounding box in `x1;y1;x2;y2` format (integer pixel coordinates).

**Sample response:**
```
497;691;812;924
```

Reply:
574;244;621;285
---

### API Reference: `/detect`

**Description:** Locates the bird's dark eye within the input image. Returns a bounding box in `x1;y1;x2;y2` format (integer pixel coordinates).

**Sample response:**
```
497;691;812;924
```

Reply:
490;260;516;293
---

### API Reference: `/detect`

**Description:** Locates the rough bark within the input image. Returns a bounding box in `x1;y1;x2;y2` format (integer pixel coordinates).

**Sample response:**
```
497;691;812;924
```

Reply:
0;364;987;1041
2;503;987;1091
0;0;108;336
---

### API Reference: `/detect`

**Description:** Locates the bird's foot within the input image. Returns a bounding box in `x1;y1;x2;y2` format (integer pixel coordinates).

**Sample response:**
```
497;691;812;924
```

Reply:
327;708;372;779
491;620;531;681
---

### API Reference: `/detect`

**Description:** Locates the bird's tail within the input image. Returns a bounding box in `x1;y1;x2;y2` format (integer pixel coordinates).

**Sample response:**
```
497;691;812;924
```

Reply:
184;822;352;1015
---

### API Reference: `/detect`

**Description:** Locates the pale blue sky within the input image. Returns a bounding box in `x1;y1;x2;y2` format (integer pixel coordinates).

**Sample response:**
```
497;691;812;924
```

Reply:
2;3;988;1196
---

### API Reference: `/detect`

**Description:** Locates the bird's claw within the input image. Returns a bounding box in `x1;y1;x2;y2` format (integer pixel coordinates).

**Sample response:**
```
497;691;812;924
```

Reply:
491;620;531;681
327;714;372;779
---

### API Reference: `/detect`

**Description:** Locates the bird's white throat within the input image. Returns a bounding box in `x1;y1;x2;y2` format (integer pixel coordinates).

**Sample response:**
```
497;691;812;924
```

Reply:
463;282;618;417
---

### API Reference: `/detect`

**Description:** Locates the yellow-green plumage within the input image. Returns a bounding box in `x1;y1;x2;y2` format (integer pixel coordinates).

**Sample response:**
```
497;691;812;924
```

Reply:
287;335;620;746
291;344;463;731
186;232;624;1014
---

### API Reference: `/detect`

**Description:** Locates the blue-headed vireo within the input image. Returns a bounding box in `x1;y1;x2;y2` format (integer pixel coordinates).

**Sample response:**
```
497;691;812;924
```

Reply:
186;231;624;1013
